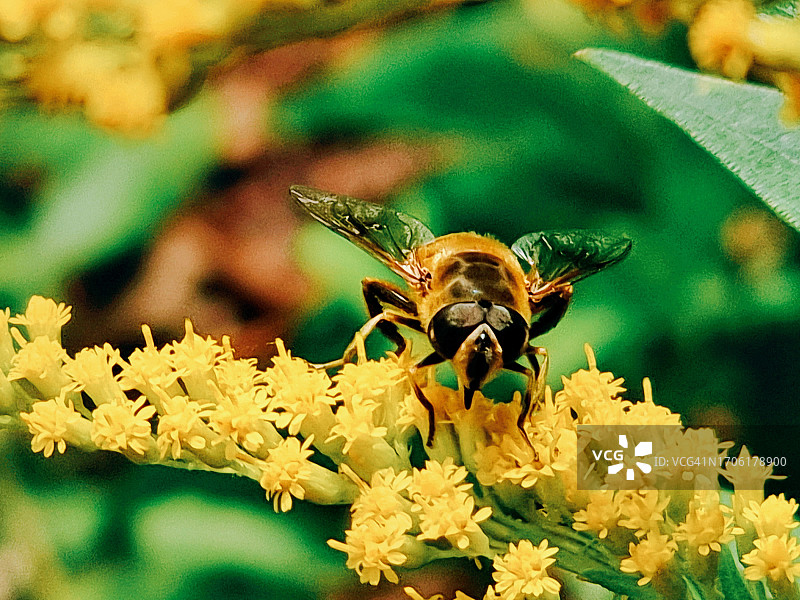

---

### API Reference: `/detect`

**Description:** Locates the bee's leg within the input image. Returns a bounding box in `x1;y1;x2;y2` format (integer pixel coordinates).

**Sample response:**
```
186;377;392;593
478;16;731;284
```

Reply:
526;346;549;420
363;278;422;356
506;346;549;445
528;285;573;339
311;311;422;370
409;351;445;446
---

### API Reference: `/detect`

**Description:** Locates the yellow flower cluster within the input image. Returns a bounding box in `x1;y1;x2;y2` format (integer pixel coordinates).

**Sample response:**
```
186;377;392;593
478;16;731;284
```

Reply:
3;295;358;512
0;0;292;133
2;296;799;600
568;0;800;122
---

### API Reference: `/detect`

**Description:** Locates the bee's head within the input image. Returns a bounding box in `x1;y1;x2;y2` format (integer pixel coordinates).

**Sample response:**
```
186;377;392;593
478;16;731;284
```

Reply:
451;324;504;406
429;301;529;408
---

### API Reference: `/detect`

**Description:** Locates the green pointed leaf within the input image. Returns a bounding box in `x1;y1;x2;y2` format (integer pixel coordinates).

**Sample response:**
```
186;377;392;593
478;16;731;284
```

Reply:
576;48;800;233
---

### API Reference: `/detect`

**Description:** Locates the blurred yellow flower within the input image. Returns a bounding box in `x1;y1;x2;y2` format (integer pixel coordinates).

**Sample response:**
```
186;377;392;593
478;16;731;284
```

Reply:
404;588;478;600
688;0;755;79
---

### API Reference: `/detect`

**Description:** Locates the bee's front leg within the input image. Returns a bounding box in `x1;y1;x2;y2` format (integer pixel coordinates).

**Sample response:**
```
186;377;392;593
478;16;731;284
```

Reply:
506;346;549;445
309;313;385;370
310;311;423;371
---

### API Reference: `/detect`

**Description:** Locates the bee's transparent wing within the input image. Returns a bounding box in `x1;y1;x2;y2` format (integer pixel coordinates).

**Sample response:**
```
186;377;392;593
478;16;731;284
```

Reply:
511;230;632;285
290;185;435;284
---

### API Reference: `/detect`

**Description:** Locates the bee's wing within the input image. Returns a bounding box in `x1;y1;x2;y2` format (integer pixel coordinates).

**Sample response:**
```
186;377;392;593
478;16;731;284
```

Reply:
511;230;632;286
291;185;435;284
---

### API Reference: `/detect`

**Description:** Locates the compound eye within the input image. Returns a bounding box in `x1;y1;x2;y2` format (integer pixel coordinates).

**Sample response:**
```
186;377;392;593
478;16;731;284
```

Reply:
485;305;513;330
429;302;484;359
486;306;528;360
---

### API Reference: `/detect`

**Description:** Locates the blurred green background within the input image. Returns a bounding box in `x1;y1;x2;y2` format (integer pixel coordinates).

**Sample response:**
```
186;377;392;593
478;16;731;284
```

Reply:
2;0;799;598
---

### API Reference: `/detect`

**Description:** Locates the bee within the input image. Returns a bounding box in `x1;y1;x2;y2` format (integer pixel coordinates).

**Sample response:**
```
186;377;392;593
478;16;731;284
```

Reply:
291;185;631;445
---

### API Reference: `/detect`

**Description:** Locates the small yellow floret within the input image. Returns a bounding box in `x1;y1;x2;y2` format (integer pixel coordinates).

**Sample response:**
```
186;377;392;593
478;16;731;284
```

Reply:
742;534;800;583
327;513;412;585
168;320;227;374
625;378;683;426
414;492;492;552
8;334;70;399
572;490;620;539
617;490;669;537
214;355;264;395
490;539;561;600
64;344;125;405
742;493;800;539
619;531;677;586
333;356;406;407
259;435;314;512
722;446;785;493
209;387;275;458
328;400;388;454
409;458;472;504
265;339;335;435
672;492;743;556
155;395;214;460
121;325;185;395
20;395;85;457
9;296;71;341
556;346;628;424
167;319;228;398
91;397;156;455
351;468;412;523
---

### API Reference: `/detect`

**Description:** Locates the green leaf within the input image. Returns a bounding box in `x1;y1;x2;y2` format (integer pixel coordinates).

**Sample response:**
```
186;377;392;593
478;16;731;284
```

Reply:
680;574;706;600
717;546;757;600
758;0;799;18
575;48;800;233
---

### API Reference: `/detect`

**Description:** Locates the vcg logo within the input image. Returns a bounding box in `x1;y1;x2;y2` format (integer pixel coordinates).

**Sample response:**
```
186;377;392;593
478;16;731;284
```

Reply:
591;434;653;481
